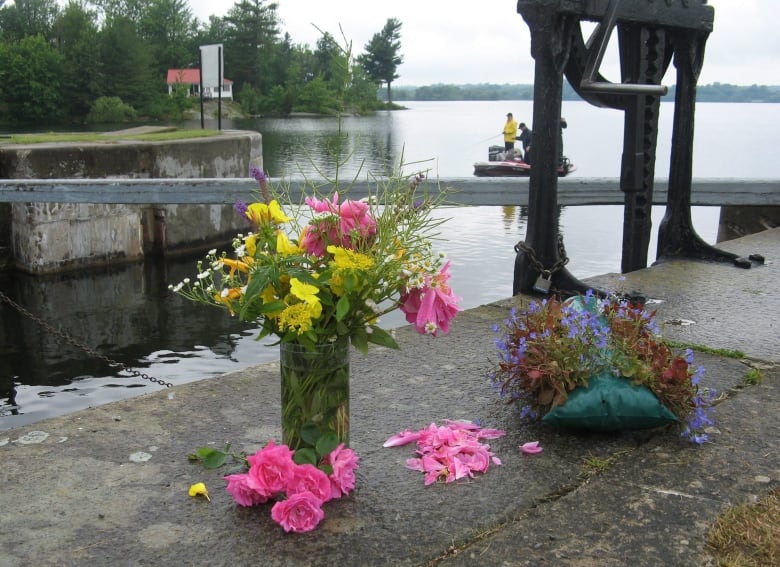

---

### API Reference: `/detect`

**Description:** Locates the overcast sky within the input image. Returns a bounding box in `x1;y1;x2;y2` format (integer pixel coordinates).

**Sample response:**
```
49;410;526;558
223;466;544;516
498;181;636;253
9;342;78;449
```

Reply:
189;0;778;87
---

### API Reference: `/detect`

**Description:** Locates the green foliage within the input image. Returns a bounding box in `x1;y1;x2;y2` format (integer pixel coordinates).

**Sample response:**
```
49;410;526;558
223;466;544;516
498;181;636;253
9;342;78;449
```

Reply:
145;87;194;120
0;0;60;42
295;75;340;114
98;16;159;113
139;0;197;77
188;442;247;471
223;0;282;93
744;367;763;385
52;2;101;118
359;18;403;103
238;83;263;115
0;34;64;123
86;96;138;123
492;295;701;421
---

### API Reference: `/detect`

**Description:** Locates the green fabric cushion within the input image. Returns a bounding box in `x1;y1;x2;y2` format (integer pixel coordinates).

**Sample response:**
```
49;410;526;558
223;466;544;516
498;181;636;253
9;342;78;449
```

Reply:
541;371;678;431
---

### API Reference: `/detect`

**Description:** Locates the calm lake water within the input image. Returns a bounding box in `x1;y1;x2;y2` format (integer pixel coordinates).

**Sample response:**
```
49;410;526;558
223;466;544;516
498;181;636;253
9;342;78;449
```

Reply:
1;100;778;430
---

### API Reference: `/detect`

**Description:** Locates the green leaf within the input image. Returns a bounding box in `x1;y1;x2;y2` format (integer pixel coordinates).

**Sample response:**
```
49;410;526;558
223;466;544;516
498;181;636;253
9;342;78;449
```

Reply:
301;423;321;446
336;295;350;321
318;463;334;476
257;300;287;314
315;432;340;457
351;327;369;354
294;448;318;466
195;447;229;469
366;326;400;349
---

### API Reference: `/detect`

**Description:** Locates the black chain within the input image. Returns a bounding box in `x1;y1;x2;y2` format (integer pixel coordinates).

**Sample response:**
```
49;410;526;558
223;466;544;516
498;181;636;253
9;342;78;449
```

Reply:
0;289;173;388
514;233;570;278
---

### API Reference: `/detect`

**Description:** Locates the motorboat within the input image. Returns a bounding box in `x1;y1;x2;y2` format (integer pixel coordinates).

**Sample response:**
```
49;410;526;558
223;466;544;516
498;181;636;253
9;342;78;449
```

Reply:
473;145;576;177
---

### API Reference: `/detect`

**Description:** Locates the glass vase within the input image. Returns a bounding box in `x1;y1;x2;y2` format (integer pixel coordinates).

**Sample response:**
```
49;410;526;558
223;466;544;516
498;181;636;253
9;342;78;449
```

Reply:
279;338;350;451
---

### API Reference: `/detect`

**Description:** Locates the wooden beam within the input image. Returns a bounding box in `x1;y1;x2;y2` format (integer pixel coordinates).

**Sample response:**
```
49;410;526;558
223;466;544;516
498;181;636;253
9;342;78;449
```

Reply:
0;177;777;206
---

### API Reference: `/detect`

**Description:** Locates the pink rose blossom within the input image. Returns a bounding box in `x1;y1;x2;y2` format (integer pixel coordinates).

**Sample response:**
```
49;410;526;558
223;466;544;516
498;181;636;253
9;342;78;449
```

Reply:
224;473;268;507
301;193;377;256
323;443;360;499
400;261;462;336
285;463;332;503
246;439;296;498
271;492;325;533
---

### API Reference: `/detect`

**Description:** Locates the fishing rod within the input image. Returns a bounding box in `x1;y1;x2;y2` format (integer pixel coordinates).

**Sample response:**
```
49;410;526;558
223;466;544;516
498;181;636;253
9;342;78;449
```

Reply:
472;133;502;146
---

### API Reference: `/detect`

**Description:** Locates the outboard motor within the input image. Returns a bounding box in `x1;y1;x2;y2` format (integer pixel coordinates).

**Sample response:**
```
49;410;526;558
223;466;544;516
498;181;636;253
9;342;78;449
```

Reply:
488;145;504;161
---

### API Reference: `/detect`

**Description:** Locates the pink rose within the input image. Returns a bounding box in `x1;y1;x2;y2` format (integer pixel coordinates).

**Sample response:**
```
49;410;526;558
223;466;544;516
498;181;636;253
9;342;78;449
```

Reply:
246;440;296;498
270;492;325;533
401;261;462;336
323;443;360;499
301;193;377;256
285;464;332;503
223;473;268;507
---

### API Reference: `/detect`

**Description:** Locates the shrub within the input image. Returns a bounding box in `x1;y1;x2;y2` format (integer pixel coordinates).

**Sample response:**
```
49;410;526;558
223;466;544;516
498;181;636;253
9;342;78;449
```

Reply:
86;96;137;124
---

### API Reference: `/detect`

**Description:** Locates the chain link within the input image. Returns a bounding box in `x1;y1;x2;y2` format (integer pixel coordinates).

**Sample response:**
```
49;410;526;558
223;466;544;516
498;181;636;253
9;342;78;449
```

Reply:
514;233;570;277
0;289;173;388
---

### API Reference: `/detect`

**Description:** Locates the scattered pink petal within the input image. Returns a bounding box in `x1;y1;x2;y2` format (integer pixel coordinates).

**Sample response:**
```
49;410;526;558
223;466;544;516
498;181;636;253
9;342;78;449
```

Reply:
520;441;543;455
383;429;423;447
385;420;505;484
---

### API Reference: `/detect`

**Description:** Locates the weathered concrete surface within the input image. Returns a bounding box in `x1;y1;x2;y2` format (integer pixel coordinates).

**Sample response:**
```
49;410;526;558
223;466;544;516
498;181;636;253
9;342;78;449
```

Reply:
1;130;262;274
0;228;777;566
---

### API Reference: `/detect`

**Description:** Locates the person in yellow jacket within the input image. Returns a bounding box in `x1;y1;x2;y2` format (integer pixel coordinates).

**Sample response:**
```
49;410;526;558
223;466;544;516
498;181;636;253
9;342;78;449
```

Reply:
502;112;518;152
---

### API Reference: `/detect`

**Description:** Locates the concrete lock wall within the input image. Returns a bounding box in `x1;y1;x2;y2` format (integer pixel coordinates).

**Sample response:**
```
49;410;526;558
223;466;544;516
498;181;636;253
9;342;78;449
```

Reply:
1;131;262;274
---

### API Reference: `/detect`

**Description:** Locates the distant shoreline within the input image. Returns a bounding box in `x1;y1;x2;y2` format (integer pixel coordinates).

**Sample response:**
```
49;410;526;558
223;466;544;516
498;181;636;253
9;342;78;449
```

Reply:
385;83;780;104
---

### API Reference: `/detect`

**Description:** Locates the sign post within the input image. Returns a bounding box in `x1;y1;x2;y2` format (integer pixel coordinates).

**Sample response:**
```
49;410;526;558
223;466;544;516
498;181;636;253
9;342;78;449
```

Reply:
199;44;224;130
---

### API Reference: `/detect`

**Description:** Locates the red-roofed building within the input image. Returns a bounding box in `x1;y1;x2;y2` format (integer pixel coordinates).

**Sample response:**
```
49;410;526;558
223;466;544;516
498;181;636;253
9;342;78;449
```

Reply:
166;69;233;100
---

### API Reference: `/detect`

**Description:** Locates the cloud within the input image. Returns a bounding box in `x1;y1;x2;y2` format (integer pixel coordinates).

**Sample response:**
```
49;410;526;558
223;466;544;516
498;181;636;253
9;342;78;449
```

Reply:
188;0;779;86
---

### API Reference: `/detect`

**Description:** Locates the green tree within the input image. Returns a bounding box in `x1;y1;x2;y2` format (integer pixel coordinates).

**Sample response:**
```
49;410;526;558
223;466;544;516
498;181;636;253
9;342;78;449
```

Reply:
98;16;158;112
91;0;151;28
52;2;102;118
223;0;281;93
139;0;198;76
359;18;403;104
0;0;60;41
295;75;338;114
0;34;64;123
346;63;383;113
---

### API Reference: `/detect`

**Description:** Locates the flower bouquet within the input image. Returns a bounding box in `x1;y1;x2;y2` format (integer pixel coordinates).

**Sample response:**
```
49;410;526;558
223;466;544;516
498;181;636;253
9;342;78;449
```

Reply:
172;168;461;451
490;291;716;443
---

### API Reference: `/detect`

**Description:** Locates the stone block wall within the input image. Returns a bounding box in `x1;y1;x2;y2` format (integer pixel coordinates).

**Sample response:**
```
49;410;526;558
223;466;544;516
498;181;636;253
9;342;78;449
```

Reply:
1;130;262;274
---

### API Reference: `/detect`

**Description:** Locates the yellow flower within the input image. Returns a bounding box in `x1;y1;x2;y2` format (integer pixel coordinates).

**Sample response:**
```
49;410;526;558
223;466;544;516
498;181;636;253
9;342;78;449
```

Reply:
261;284;278;304
188;482;210;501
278;301;323;334
330;272;346;296
327;245;374;270
246;200;290;225
276;231;302;256
244;234;257;257
222;258;251;275
290;277;320;306
214;287;243;315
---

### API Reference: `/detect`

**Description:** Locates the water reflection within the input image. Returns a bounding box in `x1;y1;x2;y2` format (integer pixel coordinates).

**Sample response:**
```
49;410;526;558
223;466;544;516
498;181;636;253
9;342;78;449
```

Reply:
0;257;276;428
233;113;404;179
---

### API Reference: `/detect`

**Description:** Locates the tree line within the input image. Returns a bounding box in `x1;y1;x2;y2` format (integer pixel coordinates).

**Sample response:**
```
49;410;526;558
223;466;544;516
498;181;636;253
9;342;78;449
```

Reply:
389;82;780;103
0;0;404;125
